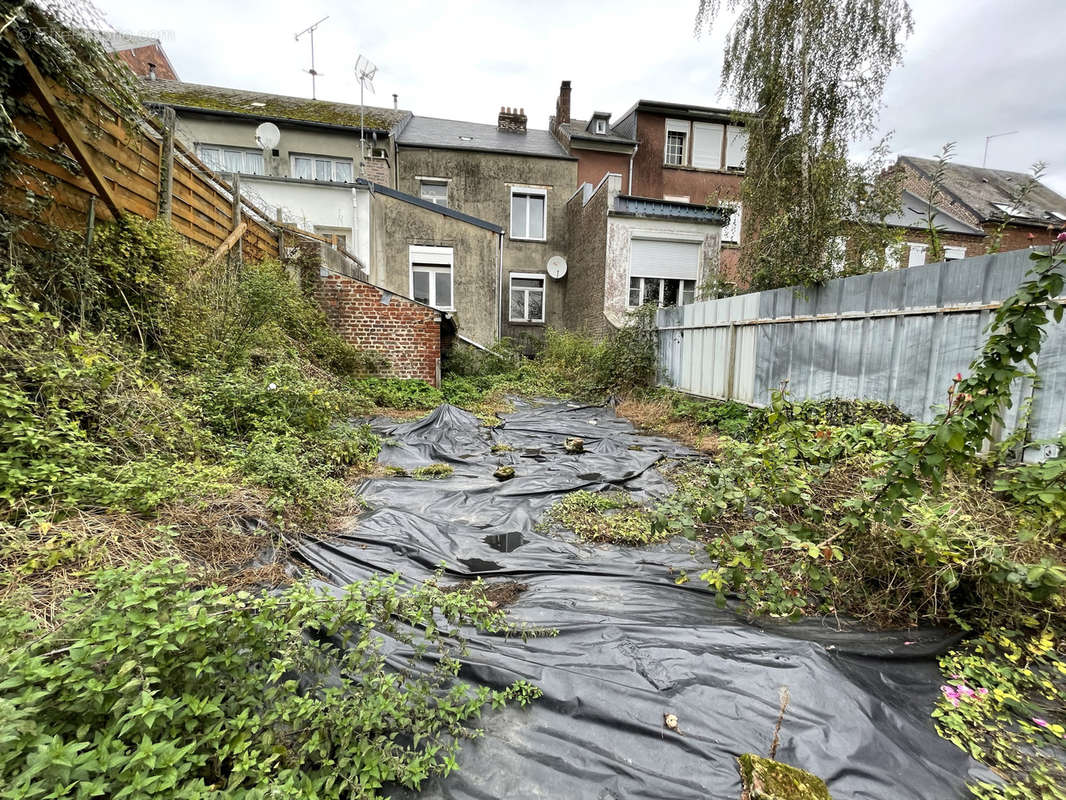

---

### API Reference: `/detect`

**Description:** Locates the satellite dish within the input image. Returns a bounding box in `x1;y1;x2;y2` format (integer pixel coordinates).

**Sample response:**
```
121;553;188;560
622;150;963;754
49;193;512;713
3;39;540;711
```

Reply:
255;122;281;149
546;255;568;279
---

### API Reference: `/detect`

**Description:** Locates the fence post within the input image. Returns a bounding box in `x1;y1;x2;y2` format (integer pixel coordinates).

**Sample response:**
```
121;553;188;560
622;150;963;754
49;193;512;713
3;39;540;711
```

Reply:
725;321;738;401
158;106;176;221
230;172;242;264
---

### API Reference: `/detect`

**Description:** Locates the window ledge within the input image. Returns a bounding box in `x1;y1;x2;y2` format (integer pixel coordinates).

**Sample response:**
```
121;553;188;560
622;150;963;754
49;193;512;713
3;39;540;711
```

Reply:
507;320;546;327
662;164;745;176
509;236;548;243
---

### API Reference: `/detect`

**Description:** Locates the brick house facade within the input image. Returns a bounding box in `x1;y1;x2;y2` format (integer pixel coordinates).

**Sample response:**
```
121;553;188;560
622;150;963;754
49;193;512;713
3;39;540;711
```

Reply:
898;156;1066;254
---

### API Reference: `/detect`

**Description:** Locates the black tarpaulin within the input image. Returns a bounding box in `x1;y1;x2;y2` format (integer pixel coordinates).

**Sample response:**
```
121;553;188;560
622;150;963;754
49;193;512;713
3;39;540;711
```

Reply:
297;402;992;799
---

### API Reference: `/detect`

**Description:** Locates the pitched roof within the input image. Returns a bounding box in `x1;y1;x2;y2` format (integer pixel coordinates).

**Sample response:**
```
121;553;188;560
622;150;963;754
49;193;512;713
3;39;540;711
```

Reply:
562;118;637;146
360;180;503;234
397;115;573;159
884;189;985;235
900;156;1066;226
140;79;410;133
91;30;161;52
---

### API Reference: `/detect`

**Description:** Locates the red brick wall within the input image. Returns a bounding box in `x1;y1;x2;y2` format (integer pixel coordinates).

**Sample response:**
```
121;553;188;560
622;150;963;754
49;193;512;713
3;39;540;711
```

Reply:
117;45;178;80
574;148;630;192
314;274;443;385
631;112;744;206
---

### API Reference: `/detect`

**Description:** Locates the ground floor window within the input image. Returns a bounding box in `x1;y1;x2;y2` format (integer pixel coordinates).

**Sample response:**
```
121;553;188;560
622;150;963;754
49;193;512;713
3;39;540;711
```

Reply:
509;273;545;323
628;277;695;309
409;245;454;310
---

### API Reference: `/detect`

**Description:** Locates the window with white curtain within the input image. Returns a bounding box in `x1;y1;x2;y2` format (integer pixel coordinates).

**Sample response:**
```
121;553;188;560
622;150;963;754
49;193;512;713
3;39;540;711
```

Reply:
725;125;748;170
420;180;449;207
510;188;547;240
290;153;354;182
509;273;545;322
721;201;742;243
906;242;928;267
409;246;454;310
198;145;264;176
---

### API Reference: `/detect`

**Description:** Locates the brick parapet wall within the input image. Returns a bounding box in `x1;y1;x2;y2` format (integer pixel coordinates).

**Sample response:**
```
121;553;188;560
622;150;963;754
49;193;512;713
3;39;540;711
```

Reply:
313;273;442;385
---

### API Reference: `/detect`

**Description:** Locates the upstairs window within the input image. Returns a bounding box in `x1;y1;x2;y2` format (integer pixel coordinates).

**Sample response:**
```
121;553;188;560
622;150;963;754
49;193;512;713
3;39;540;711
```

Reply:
595;119;606;134
409;245;454;310
944;245;967;261
420;179;449;207
510;188;547;240
291;154;354;183
665;131;686;165
198;145;264;176
721;201;742;244
509;273;546;323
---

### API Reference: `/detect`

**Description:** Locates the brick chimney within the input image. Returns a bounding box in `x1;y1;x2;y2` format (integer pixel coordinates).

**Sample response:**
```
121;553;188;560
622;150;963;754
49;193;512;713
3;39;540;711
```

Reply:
556;80;571;128
498;106;527;133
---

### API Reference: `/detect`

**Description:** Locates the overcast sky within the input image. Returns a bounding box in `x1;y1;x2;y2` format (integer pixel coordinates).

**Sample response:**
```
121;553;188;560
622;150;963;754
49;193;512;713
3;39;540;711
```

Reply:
87;0;1066;194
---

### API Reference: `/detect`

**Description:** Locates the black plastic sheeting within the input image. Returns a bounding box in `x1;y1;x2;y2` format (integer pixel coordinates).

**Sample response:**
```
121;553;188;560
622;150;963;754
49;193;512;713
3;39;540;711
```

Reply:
297;402;994;799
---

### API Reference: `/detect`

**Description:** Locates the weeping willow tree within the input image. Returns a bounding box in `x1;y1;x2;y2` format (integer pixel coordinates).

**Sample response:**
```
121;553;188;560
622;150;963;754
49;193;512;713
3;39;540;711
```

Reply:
697;0;913;288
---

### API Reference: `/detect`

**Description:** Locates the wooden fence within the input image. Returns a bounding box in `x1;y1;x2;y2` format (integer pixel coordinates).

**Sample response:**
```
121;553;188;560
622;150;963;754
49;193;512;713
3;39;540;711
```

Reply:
1;39;280;262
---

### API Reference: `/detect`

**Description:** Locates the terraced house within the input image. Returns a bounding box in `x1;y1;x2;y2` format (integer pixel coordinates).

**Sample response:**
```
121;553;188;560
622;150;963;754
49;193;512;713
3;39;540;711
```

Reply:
395;106;577;346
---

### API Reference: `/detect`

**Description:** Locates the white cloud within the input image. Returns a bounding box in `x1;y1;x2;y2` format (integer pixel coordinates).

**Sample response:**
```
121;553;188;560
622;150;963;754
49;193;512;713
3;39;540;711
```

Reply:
88;0;1066;193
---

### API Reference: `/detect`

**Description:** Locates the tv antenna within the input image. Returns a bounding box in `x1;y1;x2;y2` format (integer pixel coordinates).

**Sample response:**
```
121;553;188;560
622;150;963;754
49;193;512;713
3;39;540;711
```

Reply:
982;130;1018;168
355;54;378;173
295;16;329;99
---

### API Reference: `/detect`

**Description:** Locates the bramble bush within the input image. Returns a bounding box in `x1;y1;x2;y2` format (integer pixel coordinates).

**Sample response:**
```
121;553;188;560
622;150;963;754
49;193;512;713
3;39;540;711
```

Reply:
0;562;541;800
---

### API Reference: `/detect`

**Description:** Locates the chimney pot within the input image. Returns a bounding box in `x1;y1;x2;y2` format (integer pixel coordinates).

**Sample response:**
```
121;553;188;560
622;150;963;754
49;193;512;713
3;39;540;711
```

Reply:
498;104;528;134
392;93;398;110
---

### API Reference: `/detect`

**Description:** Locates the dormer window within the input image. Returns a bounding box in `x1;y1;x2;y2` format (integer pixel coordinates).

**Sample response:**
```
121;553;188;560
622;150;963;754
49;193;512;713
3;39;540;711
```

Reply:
595;119;606;134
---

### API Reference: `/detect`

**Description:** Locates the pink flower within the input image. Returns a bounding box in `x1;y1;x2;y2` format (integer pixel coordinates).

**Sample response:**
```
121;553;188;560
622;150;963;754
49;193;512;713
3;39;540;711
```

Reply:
954;373;963;382
977;688;989;696
1057;231;1066;242
1033;718;1049;727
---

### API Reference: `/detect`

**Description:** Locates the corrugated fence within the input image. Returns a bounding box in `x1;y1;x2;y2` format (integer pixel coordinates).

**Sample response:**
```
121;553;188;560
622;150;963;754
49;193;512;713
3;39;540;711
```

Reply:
657;249;1066;452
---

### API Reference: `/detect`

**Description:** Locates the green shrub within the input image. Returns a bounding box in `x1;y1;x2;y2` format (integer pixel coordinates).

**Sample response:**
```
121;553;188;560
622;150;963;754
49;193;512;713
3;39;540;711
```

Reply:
0;561;541;800
349;377;444;410
543;491;666;545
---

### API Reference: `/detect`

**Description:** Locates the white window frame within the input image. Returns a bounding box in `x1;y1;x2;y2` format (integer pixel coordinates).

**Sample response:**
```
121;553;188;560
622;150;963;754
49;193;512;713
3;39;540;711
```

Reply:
664;119;690;166
290;153;354;183
408;245;454;311
197;145;265;176
906;242;929;268
626;277;696;310
721;200;742;244
725;124;748;170
508;272;546;323
663;195;690;203
419;178;450;206
315;226;350;251
595;119;606;134
943;245;967;261
509;186;548;242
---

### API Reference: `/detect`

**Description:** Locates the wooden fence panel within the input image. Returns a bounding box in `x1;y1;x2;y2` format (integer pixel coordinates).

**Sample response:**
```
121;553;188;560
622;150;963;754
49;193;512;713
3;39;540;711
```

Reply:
1;55;280;263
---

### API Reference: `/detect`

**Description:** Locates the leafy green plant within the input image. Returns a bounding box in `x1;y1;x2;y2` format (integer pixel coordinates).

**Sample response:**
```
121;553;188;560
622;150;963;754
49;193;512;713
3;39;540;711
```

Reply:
0;561;542;799
411;463;454;480
349;377;444;410
933;631;1066;799
542;491;666;545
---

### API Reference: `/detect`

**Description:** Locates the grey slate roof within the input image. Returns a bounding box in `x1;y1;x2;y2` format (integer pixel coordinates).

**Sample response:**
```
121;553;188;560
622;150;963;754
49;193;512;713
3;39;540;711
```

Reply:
398;116;573;159
564;118;637;146
140;79;410;133
900;156;1066;226
884;190;985;235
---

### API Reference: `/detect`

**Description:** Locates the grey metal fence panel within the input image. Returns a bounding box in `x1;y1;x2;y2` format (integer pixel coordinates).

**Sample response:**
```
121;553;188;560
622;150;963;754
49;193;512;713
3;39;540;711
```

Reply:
657;249;1066;447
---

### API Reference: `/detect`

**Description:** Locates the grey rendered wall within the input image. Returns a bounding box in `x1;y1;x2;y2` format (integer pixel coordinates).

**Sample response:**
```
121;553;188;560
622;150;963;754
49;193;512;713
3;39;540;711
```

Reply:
658;249;1066;449
395;147;576;343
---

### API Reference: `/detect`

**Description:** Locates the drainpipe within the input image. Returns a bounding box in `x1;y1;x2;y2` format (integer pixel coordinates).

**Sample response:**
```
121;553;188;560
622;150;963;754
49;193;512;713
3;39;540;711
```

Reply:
628;142;638;195
496;231;504;341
